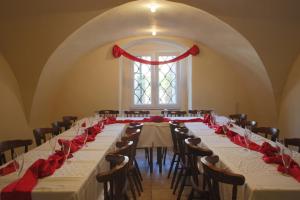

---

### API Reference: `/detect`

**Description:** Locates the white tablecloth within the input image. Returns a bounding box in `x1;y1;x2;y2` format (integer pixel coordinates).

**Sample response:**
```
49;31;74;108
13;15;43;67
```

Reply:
116;117;197;148
0;123;126;200
185;119;300;200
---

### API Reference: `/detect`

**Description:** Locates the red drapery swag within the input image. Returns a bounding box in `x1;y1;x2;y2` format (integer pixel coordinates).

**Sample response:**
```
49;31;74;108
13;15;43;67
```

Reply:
112;44;200;65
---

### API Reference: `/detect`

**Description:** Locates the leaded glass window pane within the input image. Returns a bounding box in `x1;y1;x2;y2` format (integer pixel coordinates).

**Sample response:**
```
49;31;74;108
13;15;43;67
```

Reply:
133;56;152;105
158;56;177;104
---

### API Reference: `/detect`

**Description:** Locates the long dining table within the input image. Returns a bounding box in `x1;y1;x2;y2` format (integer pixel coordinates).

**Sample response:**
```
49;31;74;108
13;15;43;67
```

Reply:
185;116;300;200
0;121;126;200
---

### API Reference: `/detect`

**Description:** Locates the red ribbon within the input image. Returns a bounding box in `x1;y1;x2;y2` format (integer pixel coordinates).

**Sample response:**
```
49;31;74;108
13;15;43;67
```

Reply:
112;44;200;65
1;121;104;200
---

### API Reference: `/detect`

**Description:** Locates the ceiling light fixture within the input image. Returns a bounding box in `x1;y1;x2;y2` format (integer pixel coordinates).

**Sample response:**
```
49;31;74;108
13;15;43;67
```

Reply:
149;3;158;13
152;31;157;36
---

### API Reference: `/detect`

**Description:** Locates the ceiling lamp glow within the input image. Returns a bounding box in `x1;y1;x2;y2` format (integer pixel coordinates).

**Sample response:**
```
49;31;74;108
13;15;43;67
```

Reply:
149;3;158;13
152;31;157;36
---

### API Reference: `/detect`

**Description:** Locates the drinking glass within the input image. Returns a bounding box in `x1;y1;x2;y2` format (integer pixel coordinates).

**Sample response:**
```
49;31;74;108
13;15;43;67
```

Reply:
48;135;57;154
244;127;252;151
83;132;89;147
13;152;24;177
62;141;71;161
280;146;292;174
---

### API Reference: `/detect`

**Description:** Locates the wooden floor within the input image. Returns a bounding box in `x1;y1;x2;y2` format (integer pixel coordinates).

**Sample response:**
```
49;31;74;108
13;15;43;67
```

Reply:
131;149;190;200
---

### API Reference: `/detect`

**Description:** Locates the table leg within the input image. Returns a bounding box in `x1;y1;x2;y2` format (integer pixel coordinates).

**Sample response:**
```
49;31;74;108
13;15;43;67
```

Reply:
149;147;153;174
157;147;162;174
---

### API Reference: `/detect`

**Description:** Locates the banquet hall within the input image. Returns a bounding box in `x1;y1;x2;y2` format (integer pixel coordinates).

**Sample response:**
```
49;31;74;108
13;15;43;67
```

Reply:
0;0;300;199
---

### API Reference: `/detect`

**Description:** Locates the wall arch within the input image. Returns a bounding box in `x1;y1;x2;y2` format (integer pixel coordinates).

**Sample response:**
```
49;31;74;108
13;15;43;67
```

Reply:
30;0;276;126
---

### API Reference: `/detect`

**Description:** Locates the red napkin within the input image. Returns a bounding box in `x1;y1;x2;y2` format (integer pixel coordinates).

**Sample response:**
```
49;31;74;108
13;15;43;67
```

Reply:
0;161;18;176
203;114;211;124
149;116;165;123
259;142;278;156
1;151;66;200
215;125;227;135
81;122;86;127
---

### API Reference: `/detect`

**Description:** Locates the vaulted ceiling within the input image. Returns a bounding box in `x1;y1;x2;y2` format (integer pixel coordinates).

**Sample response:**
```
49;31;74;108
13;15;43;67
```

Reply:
0;0;299;120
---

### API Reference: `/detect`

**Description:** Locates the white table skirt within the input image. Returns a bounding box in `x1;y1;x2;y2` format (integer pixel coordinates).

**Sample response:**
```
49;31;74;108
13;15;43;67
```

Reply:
0;123;126;200
185;119;300;200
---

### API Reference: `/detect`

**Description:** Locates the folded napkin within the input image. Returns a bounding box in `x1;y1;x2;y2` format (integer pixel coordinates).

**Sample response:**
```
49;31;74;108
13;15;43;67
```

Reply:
149;116;165;123
203;114;211;124
0;161;18;176
1;151;66;200
259;142;278;156
215;125;227;135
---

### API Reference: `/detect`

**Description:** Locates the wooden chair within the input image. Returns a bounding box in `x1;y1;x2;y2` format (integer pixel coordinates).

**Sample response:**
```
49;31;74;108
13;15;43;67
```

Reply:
229;114;247;126
33;128;55;146
252;127;279;142
119;133;143;199
51;121;69;135
188;110;213;117
173;126;193;199
163;110;187;117
62;116;78;128
168;121;180;181
98;110;119;117
0;139;33;165
284;138;300;152
185;138;213;200
124;110;150;117
201;156;245;200
96;154;129;200
241;120;257;129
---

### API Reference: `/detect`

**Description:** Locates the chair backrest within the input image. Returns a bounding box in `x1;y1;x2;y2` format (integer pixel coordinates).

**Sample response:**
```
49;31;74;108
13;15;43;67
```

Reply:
174;127;190;166
252;127;279;142
115;140;134;166
188;109;213;116
284;138;300;153
33;128;55;146
201;156;245;200
241;120;257;129
0;139;32;165
51;121;69;135
98;110;119;117
122;130;141;160
165;110;187;117
229;114;247;126
185;138;213;188
96;154;129;200
62;116;78;128
169;121;180;152
127;122;144;132
124;110;150;117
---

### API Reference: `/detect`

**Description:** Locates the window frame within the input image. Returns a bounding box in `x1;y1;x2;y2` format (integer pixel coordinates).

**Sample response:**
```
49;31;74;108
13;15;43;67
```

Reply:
130;52;181;110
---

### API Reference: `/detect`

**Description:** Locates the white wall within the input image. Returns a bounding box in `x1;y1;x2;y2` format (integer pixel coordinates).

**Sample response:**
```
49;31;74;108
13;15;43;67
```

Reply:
279;54;300;138
0;53;31;140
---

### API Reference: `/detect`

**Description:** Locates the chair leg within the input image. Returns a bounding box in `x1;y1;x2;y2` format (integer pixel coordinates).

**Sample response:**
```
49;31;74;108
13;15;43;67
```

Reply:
171;156;180;189
133;168;143;192
168;153;177;178
132;173;141;196
157;147;162;174
148;147;153;174
173;167;183;194
163;147;167;165
134;158;143;181
177;169;188;200
128;175;137;200
188;188;194;200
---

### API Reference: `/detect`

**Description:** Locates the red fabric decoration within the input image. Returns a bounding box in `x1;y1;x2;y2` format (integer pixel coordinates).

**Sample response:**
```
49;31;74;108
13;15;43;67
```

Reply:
103;116;203;124
0;161;18;176
112;44;200;65
1;122;104;200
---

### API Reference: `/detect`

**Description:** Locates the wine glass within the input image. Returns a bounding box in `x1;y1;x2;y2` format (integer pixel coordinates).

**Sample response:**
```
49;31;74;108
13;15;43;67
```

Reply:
244;127;252;151
210;112;216;126
12;152;24;177
280;146;292;174
83;132;89;147
62;141;71;161
48;135;57;154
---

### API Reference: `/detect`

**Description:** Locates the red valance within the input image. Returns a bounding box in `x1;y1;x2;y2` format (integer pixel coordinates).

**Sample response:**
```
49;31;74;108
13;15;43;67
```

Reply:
112;44;200;65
